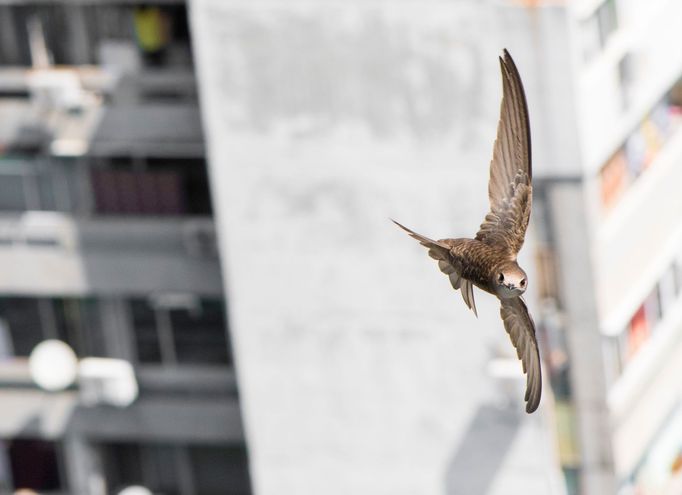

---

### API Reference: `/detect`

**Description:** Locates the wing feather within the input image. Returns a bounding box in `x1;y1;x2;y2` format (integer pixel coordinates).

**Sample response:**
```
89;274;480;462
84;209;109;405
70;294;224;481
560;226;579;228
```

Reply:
392;220;476;316
476;50;532;257
461;279;477;317
500;297;542;413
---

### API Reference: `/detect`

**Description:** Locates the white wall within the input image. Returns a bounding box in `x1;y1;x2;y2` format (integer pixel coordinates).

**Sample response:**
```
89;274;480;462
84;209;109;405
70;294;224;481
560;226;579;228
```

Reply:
190;2;564;494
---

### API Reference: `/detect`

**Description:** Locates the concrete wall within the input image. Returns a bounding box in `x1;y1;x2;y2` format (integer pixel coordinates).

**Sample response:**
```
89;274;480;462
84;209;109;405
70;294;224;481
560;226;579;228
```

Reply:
190;2;564;494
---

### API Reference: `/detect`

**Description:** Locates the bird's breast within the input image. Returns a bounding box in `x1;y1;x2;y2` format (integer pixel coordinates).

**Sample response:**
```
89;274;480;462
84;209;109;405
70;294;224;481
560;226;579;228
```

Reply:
449;239;508;294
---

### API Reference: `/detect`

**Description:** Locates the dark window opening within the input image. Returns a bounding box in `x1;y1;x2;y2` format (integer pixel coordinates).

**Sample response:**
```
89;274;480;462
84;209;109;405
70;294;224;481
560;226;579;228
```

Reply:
131;299;162;364
131;297;231;366
171;300;231;365
102;442;251;495
8;439;63;491
91;158;212;217
0;297;106;358
189;445;252;495
0;4;193;68
0;298;43;357
54;298;108;358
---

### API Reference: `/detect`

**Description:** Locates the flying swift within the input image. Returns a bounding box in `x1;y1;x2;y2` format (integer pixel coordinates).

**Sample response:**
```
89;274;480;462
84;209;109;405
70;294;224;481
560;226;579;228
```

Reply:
393;49;541;413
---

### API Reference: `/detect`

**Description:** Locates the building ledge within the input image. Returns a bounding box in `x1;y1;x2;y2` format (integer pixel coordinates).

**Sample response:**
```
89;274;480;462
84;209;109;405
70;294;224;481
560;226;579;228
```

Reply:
609;318;682;477
0;212;222;296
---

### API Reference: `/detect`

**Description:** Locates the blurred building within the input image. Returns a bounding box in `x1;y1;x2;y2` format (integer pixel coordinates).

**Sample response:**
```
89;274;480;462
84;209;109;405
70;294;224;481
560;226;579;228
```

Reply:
0;1;250;494
498;1;682;494
2;0;679;495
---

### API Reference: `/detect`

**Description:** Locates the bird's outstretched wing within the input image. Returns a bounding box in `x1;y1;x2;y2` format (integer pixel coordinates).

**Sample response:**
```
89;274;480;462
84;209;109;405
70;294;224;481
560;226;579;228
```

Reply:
499;297;541;413
475;49;532;257
392;220;478;316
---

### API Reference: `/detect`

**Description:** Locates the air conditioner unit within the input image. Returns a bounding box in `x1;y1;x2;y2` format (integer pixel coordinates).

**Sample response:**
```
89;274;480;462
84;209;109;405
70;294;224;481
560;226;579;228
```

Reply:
78;358;138;408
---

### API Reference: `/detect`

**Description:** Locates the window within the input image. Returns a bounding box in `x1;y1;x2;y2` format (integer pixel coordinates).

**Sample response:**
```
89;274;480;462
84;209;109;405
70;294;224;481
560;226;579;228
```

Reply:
102;443;251;495
0;4;193;68
103;443;182;495
0;298;44;357
628;305;650;359
618;53;635;111
580;0;619;64
606;257;682;382
603;335;624;387
658;268;677;317
599;150;628;210
90;158;212;217
189;445;251;495
8;439;63;492
54;298;108;358
131;297;231;366
171;300;230;364
598;83;679;215
0;297;107;358
0;6;32;66
131;299;162;364
675;258;682;296
0;157;86;214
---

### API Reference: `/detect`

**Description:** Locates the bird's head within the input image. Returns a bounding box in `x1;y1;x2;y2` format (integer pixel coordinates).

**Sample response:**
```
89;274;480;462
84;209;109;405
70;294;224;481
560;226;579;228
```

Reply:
493;262;527;298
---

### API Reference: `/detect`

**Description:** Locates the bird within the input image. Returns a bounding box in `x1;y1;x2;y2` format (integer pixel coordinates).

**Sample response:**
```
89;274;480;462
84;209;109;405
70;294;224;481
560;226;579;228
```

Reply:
392;49;541;413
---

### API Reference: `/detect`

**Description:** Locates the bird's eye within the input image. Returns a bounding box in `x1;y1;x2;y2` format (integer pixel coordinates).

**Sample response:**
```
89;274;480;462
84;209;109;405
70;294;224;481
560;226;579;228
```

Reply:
520;278;526;287
497;273;504;283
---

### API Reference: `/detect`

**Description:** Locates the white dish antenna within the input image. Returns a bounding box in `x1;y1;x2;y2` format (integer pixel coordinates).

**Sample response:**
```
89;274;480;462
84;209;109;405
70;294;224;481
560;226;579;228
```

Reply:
29;340;78;392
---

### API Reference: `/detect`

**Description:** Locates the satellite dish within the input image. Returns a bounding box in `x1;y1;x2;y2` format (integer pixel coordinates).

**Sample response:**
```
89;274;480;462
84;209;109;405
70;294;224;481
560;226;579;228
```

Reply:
29;340;78;391
118;487;152;495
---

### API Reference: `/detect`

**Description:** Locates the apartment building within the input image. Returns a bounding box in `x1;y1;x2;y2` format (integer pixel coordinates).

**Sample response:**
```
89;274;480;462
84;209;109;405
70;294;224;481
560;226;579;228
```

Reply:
497;1;682;494
0;1;250;494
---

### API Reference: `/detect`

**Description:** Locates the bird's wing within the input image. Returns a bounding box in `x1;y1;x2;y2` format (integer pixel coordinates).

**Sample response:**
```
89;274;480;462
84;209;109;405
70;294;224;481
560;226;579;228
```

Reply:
499;297;542;413
475;49;532;257
392;220;477;316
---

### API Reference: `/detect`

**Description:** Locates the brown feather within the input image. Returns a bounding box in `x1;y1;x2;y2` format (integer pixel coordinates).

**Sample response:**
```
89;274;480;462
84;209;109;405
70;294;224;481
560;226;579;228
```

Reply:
500;297;542;413
391;220;479;316
392;50;541;413
476;50;532;257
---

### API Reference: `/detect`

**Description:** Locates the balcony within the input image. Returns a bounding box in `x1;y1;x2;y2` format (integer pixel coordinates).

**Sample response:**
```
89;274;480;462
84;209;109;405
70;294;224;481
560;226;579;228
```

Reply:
0;97;217;296
594;125;682;331
0;212;221;295
0;360;242;443
89;104;205;158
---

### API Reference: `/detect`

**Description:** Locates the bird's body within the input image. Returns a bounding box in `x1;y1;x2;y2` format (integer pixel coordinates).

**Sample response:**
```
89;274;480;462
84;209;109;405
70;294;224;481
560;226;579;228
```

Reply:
435;238;519;296
393;50;542;413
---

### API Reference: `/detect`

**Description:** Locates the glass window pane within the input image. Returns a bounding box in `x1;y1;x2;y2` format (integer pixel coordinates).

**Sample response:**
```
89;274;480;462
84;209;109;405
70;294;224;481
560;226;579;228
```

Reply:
81;299;108;358
189;445;251;495
0;298;43;357
9;439;62;491
130;299;162;364
102;442;181;495
53;298;85;357
171;300;229;365
53;298;107;358
101;443;143;493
